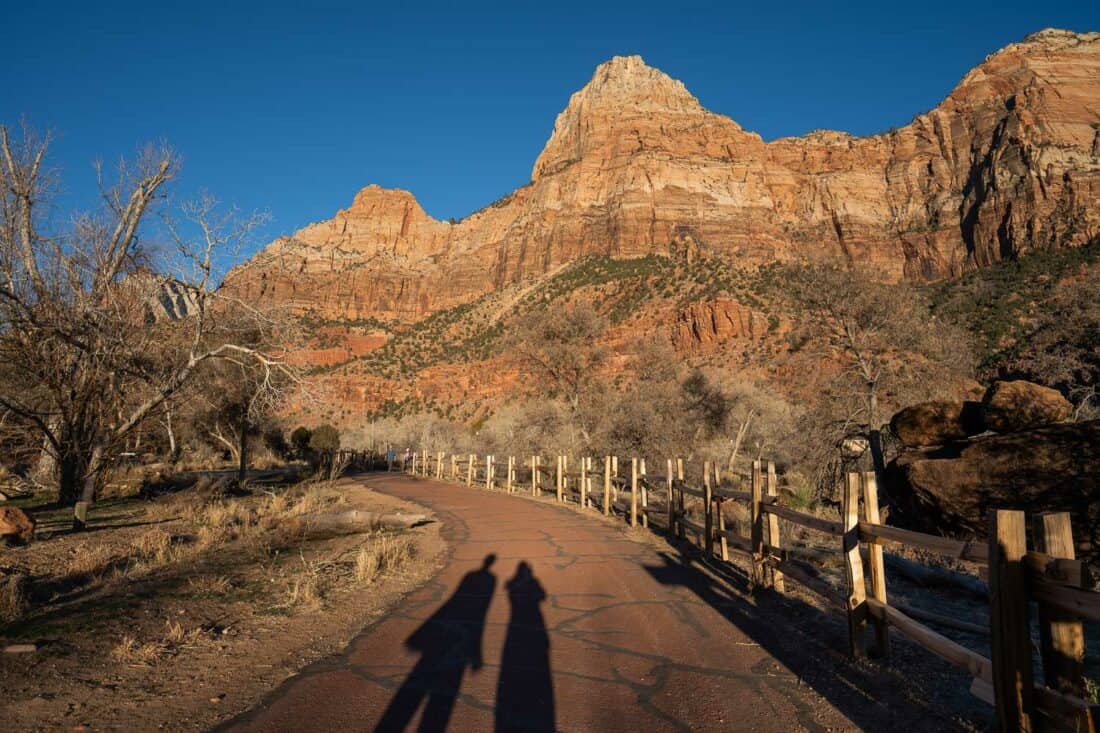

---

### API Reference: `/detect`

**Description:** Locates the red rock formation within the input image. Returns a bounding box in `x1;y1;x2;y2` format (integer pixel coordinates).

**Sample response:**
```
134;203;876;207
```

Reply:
671;298;768;353
227;30;1100;325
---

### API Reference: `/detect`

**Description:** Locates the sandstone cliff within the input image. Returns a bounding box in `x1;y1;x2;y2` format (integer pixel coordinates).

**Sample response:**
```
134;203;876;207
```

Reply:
227;29;1100;324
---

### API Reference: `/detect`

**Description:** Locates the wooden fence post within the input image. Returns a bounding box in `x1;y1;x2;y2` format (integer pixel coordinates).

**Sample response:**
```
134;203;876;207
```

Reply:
666;458;675;536
531;456;539;496
604;456;612;516
842;472;868;658
630;457;638;528
715;474;729;562
765;462;783;592
505;456;513;493
563;456;569;501
676;458;685;540
989;509;1035;732
640;459;648;529
466;454;474;487
485;455;493;491
1034;512;1086;698
450;454;457;481
556;456;563;502
588;457;595;508
578;457;586;508
704;461;714;558
751;461;765;584
860;471;889;657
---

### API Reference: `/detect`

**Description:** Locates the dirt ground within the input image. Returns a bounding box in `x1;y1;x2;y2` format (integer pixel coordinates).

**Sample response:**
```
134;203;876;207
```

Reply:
0;473;443;732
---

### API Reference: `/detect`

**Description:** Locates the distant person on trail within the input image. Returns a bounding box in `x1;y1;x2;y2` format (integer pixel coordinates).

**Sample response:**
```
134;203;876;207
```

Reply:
385;446;396;472
403;447;412;470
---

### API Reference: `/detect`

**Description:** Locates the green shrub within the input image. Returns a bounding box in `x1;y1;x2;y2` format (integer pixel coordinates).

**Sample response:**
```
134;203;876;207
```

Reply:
309;424;340;453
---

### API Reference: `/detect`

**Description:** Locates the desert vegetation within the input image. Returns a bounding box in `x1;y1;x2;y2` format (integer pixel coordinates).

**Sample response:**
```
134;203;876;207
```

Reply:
0;124;304;524
0;127;438;728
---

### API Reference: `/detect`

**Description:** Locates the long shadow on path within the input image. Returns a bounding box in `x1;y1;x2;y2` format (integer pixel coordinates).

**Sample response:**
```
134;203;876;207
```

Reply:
374;554;498;732
645;546;988;732
495;562;555;733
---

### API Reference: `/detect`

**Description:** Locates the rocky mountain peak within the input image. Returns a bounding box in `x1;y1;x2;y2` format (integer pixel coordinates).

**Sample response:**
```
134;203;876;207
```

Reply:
532;55;712;179
581;55;700;108
230;29;1100;325
1021;27;1100;46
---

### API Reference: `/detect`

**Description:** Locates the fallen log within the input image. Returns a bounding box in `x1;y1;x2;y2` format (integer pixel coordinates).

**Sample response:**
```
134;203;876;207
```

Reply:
767;542;988;600
288;510;430;540
883;552;989;601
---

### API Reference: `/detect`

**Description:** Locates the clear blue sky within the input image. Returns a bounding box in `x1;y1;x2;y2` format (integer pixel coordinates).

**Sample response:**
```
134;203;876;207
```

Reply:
3;1;1097;263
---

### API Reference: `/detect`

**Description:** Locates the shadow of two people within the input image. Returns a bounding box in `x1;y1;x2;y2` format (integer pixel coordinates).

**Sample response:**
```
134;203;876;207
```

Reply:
375;555;554;732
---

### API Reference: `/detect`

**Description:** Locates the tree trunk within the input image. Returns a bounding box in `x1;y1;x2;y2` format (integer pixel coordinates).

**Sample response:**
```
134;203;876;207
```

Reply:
31;418;61;487
57;452;85;507
867;390;887;488
73;444;104;530
237;415;248;484
164;412;179;462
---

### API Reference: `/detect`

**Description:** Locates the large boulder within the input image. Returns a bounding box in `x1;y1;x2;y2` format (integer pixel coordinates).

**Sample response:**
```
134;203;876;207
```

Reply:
884;420;1099;565
0;507;35;545
889;400;985;447
981;380;1072;433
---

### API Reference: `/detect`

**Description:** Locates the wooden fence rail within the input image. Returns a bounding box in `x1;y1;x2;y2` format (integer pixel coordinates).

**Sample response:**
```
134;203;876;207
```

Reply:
397;451;1099;731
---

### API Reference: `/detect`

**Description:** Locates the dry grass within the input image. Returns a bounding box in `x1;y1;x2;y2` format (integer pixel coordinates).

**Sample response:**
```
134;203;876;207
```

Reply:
132;528;177;565
64;542;123;580
187;574;233;595
111;635;167;665
355;534;416;584
0;573;28;624
285;575;323;609
163;620;206;648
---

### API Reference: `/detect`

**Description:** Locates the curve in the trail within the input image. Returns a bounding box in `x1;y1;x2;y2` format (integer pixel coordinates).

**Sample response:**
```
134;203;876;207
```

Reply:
219;474;958;733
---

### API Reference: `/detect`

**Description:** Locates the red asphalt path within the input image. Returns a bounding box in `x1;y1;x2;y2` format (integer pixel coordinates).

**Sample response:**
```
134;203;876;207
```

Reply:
218;473;916;732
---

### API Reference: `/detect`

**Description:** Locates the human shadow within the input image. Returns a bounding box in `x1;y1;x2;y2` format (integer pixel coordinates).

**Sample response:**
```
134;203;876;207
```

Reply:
494;562;555;733
375;554;497;732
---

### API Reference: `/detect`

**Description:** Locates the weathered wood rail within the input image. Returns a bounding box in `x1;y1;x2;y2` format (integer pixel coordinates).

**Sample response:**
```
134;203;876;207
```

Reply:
399;450;1100;732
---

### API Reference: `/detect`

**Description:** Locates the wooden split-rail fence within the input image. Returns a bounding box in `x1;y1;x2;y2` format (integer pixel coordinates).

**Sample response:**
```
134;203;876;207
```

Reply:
399;449;1099;732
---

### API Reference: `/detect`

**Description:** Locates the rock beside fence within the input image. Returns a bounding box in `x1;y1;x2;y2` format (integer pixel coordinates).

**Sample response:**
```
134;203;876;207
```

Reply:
890;400;985;447
884;419;1099;566
981;379;1073;433
0;506;35;545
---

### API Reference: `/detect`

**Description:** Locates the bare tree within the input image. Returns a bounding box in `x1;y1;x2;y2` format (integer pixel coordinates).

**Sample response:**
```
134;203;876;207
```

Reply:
515;303;609;452
776;263;974;486
0;124;298;525
1005;273;1100;420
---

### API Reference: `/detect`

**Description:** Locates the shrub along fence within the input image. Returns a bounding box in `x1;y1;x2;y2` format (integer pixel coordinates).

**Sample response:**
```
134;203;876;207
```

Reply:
399;449;1099;732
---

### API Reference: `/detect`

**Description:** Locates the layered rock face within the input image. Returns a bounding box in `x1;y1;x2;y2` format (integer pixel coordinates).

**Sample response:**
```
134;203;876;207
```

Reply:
671;298;769;353
227;29;1100;322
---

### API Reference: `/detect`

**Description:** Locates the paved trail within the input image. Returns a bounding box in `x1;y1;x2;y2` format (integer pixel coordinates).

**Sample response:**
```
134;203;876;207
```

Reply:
220;474;928;732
